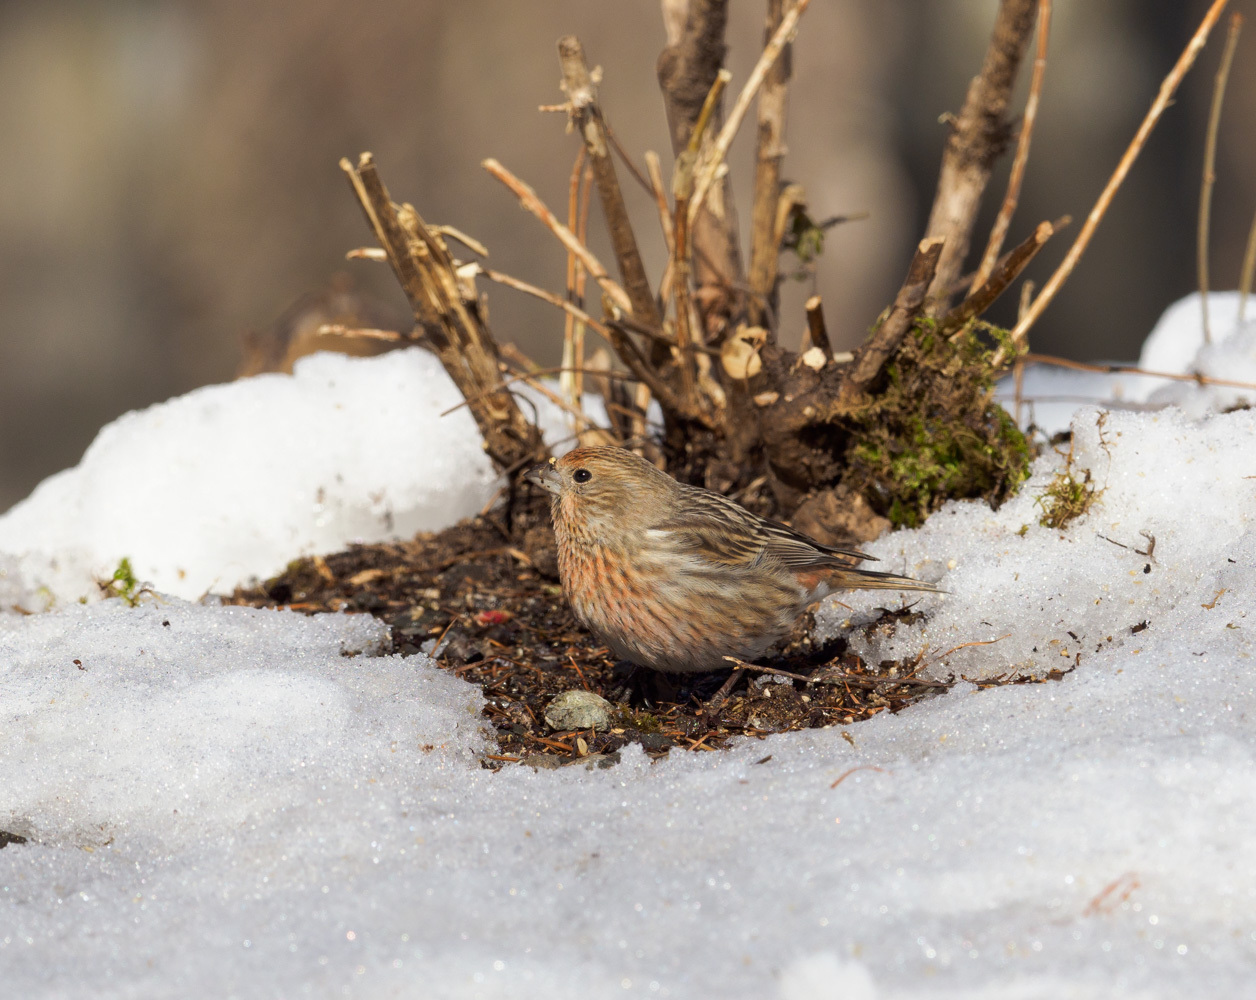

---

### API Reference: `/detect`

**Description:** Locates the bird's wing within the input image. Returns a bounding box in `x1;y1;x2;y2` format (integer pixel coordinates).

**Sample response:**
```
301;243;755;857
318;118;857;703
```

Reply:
651;485;874;569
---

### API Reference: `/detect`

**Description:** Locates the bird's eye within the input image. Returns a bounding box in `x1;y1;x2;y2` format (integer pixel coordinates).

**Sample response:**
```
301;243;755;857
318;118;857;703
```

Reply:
572;468;592;484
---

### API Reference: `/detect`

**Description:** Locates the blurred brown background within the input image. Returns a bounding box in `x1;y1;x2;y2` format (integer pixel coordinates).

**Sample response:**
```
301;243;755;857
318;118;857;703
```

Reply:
2;0;1253;512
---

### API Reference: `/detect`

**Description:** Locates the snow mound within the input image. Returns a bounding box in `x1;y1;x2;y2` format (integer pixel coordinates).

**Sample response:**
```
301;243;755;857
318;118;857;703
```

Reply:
994;363;1165;438
1144;305;1256;418
0;349;582;605
820;405;1256;681
997;291;1255;435
1138;290;1251;374
2;293;1256;997
3;585;1256;997
0;599;482;850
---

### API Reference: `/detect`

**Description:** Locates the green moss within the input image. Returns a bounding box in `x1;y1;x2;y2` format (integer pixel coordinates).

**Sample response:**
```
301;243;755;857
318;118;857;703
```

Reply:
1036;468;1099;529
631;711;664;734
842;320;1031;527
782;205;829;267
105;557;141;606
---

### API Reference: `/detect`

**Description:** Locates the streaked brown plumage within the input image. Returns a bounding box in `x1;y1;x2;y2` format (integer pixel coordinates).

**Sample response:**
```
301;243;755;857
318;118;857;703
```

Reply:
526;446;940;673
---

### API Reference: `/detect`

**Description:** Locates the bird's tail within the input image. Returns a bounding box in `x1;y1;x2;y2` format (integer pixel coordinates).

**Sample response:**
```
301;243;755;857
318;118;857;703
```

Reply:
827;567;944;593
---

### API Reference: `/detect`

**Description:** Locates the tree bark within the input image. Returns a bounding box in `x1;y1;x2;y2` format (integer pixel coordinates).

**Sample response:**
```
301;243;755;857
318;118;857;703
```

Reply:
922;0;1037;314
558;36;664;339
657;0;744;324
842;237;945;397
747;0;796;329
341;154;545;472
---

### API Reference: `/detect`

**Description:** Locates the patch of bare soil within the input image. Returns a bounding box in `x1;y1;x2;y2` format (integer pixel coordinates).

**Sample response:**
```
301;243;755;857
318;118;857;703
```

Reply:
227;502;1061;769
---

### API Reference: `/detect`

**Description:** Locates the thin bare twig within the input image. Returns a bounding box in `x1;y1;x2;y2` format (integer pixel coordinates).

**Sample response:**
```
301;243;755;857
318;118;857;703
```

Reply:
313;324;406;342
1197;12;1243;344
671;184;700;407
632;381;653;451
830;766;890;789
923;0;1039;311
572;164;595;416
1007;0;1231;356
1241;209;1256;323
602;122;655;196
809;669;953;691
1018;278;1036;321
645;149;677;311
1023;352;1256;392
671;71;729;409
481;157;632;314
1013;279;1035;424
558;36;664;334
689;0;812;225
479;266;611;342
561;148;589;414
923;634;1011;671
723;656;810;682
747;0;799;327
1013;353;1027;426
971;0;1052;292
644;151;675;253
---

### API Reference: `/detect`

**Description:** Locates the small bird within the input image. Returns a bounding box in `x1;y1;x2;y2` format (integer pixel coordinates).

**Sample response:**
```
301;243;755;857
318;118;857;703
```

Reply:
526;446;940;673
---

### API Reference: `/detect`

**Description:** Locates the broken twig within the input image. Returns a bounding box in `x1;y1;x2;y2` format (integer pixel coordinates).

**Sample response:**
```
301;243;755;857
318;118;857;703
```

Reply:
923;0;1039;311
971;0;1052;292
842;237;945;396
945;220;1054;334
747;0;800;327
340;153;543;470
558;36;664;334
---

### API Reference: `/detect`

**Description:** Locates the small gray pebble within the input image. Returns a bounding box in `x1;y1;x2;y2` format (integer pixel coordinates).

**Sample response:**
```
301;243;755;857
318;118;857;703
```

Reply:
520;754;564;770
544;689;613;731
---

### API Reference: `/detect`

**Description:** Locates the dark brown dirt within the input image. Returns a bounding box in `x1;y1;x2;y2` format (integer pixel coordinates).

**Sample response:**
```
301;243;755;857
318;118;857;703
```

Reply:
227;498;1059;770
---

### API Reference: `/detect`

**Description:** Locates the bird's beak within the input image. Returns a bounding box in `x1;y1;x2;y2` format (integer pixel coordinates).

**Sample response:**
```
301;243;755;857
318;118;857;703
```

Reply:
525;457;562;496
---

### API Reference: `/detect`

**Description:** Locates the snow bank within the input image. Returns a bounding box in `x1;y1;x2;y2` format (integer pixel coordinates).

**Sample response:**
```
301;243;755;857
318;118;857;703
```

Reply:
3;582;1254;997
993;363;1165;438
996;290;1256;434
1139;290;1251;374
823;405;1256;682
2;294;1255;997
0;348;581;605
1142;292;1256;418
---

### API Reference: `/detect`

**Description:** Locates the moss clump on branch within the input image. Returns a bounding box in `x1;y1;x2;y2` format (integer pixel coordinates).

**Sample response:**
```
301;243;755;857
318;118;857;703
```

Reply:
843;320;1031;527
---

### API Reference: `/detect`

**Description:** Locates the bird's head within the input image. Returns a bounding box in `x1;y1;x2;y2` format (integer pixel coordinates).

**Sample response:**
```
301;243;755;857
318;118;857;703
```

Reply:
525;447;676;536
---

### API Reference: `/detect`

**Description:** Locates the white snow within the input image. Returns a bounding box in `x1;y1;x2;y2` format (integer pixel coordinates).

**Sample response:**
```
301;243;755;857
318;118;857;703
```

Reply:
0;348;585;606
2;298;1256;998
1138;290;1251;374
996;290;1256;435
994;363;1165;438
821;404;1256;681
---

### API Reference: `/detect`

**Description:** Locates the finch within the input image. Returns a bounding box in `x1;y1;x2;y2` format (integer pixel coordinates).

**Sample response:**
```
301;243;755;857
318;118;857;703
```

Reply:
526;446;940;674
